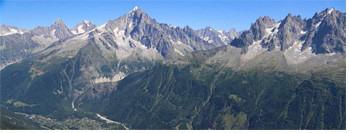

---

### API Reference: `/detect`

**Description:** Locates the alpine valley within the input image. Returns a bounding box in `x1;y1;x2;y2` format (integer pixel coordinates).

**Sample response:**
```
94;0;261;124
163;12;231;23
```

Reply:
0;7;345;130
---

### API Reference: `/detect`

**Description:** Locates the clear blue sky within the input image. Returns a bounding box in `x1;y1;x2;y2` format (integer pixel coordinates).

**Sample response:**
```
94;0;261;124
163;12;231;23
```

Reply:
0;0;346;31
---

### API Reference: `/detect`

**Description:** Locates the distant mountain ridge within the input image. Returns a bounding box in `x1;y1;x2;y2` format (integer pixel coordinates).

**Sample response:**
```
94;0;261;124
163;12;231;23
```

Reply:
0;7;346;130
232;8;345;54
0;7;237;70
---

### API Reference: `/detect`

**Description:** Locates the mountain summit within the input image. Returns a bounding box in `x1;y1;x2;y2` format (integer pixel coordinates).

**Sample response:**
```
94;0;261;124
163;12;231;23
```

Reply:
71;20;96;35
231;8;345;55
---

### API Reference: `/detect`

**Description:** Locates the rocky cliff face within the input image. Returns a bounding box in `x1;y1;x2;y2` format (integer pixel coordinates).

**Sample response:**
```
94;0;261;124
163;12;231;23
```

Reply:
231;8;345;54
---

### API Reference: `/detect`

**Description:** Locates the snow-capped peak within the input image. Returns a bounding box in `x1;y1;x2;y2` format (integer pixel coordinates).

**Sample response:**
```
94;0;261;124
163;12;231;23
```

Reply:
0;25;28;36
133;6;139;11
327;8;335;14
83;20;91;26
71;20;96;35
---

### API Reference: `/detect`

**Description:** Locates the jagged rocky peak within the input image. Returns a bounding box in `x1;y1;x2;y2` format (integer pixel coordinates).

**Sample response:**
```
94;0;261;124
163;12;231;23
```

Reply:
250;16;276;41
272;13;306;50
196;26;217;36
105;6;152;31
71;20;96;35
54;18;64;25
311;8;346;54
28;18;73;40
232;8;345;54
1;24;13;29
128;6;149;20
0;24;28;36
51;18;68;28
50;18;73;39
320;7;336;16
279;13;304;29
257;16;276;28
205;26;216;32
228;27;237;34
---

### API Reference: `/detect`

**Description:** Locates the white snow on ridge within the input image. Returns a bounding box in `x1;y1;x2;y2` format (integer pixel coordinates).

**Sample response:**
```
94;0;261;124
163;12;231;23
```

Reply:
266;27;273;34
174;48;184;56
327;8;334;14
130;6;139;13
83;20;90;26
315;21;322;32
169;25;178;28
77;25;85;34
51;29;56;36
71;30;77;34
265;22;280;37
0;28;27;36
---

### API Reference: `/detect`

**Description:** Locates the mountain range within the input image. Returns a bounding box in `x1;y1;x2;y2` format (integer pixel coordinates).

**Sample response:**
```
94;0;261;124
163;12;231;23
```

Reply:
0;7;345;130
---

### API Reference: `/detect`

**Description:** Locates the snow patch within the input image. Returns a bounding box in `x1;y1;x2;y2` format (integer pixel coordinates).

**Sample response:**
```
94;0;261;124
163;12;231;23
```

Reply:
79;33;89;40
264;22;280;39
51;29;56;37
174;48;184;56
327;8;334;14
202;37;209;41
77;25;85;34
0;28;27;36
128;22;133;28
300;30;307;34
315;21;322;32
169;25;178;28
266;27;273;34
31;34;58;47
217;31;229;44
83;20;90;26
71;30;77;34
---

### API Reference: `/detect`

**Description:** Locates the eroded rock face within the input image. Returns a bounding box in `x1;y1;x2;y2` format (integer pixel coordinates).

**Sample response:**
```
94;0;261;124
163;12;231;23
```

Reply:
231;8;345;55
